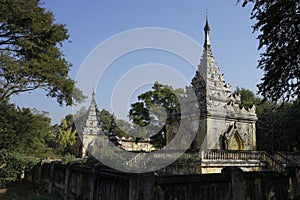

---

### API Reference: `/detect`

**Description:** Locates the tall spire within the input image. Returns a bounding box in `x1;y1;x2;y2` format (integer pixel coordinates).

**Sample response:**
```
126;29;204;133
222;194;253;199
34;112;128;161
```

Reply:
91;90;96;105
204;10;211;50
82;91;102;135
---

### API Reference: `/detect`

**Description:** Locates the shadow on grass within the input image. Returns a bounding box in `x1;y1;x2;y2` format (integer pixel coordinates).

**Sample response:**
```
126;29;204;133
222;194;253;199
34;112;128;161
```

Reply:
0;181;60;200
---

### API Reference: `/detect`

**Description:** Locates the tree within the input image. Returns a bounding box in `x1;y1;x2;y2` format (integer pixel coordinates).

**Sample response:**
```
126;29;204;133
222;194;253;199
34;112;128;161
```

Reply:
0;101;55;157
0;0;85;105
129;82;183;127
232;87;271;115
129;82;184;147
0;101;58;187
115;119;132;138
98;109;112;131
98;109;131;137
73;107;88;134
233;88;300;152
0;149;36;188
238;0;300;102
256;101;300;152
55;118;76;155
233;87;260;108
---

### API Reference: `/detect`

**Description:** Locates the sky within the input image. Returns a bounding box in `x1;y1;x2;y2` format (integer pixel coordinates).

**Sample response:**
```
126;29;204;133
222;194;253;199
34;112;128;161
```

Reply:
11;0;263;125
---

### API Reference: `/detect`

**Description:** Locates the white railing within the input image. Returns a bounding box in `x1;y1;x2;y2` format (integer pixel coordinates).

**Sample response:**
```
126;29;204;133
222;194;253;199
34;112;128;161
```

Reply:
201;149;261;160
201;149;287;172
277;152;300;165
126;153;148;168
126;150;200;168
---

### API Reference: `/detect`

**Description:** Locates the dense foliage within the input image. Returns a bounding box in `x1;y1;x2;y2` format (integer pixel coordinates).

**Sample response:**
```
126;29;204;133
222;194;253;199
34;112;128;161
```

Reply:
256;101;300;152
129;82;182;127
0;0;86;188
0;101;55;157
54;118;76;155
0;0;85;105
0;149;37;188
129;82;184;148
234;88;300;152
0;102;55;189
238;0;300;102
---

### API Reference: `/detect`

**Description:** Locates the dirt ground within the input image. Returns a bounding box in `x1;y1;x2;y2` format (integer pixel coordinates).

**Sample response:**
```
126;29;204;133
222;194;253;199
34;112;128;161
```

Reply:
0;181;37;200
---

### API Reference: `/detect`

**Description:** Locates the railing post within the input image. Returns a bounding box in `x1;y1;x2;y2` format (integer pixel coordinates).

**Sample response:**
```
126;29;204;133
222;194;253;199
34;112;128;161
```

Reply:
48;161;55;194
222;167;245;200
129;173;154;200
64;163;71;200
286;166;300;199
37;161;42;185
89;164;96;200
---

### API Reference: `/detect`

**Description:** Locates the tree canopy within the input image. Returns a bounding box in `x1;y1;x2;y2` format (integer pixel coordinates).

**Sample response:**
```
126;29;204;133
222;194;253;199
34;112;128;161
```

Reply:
129;82;184;147
0;0;85;105
0;1;87;185
238;0;300;102
129;82;183;127
54;118;76;155
234;87;300;152
0;101;55;157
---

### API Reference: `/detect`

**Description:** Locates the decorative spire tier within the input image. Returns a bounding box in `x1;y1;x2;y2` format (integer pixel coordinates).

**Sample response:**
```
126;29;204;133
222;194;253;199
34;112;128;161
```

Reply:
191;17;245;116
82;91;103;135
204;14;211;50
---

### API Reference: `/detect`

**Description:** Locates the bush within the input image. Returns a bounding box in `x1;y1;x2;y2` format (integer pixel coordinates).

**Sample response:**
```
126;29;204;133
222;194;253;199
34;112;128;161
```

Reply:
61;153;77;164
0;150;37;188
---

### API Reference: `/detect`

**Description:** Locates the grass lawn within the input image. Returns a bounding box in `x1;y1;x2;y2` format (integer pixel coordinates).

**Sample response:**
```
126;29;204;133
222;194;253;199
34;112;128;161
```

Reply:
0;181;60;200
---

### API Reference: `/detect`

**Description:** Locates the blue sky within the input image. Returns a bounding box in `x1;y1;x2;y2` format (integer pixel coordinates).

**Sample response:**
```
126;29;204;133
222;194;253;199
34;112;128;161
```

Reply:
11;0;262;124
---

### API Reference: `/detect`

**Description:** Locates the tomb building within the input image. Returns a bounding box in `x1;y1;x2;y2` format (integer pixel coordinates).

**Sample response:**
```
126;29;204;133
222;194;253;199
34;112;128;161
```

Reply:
80;91;106;158
166;17;258;152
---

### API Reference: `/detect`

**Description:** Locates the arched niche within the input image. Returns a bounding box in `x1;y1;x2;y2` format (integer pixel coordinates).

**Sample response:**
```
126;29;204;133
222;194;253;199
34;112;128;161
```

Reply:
228;132;243;150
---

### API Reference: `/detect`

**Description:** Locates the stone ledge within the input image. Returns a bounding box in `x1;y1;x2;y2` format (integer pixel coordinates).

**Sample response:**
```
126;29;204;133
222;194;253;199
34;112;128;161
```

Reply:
201;159;266;167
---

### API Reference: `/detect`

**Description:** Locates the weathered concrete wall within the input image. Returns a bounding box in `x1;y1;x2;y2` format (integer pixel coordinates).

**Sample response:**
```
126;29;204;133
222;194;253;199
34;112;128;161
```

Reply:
28;162;300;200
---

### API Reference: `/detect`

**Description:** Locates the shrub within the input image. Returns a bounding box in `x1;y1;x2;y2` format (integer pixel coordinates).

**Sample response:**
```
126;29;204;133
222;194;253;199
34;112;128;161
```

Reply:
0;150;37;188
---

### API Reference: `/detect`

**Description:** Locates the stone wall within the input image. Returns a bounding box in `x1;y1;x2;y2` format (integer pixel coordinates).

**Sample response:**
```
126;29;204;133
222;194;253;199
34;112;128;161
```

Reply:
27;161;300;200
30;162;129;200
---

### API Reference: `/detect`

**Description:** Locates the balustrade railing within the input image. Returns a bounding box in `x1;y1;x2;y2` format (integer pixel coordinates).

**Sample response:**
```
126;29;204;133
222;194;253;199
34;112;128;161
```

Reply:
126;149;293;172
260;152;286;171
273;152;295;166
277;152;300;165
201;149;287;172
126;150;200;168
126;152;148;168
201;149;262;160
